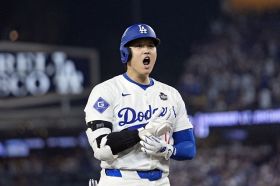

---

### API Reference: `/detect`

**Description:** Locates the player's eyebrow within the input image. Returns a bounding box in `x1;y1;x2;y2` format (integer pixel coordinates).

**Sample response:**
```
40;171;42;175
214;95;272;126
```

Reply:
128;38;154;46
129;40;155;47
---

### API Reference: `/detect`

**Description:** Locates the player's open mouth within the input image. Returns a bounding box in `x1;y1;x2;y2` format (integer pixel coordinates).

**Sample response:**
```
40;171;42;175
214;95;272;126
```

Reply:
143;57;150;65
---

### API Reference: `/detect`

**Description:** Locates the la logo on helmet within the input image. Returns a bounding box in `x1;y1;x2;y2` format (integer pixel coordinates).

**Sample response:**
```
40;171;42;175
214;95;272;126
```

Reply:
138;25;147;34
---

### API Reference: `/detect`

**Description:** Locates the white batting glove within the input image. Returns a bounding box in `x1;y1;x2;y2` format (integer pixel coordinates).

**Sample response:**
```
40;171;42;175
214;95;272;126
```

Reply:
140;135;174;160
138;107;174;139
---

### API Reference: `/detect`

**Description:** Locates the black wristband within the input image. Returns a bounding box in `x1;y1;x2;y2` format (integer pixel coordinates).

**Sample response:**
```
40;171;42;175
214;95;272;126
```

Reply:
106;130;140;155
87;120;113;131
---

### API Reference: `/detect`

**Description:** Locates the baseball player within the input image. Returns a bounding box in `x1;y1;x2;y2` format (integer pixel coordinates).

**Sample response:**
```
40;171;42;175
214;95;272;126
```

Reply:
84;23;196;186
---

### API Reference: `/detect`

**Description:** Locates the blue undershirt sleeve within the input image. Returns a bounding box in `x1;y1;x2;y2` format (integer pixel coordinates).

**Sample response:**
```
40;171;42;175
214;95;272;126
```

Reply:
170;128;196;160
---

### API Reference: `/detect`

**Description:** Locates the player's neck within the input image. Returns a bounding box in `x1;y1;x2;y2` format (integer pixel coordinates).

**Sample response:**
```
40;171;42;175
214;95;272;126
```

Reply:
126;71;150;85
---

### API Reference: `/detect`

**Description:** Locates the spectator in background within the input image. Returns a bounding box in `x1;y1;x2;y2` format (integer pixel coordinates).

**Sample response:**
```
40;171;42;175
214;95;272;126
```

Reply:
179;12;280;114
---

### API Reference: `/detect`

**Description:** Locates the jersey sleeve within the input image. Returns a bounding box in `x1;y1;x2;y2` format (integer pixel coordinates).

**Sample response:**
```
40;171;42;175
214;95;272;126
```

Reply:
84;83;115;123
173;90;193;132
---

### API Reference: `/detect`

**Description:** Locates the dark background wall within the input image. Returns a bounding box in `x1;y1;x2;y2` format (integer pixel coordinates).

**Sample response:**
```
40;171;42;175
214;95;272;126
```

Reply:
0;0;220;86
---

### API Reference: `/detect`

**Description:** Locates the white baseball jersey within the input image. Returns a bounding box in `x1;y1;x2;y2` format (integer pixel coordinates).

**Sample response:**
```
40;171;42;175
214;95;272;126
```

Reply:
84;73;193;173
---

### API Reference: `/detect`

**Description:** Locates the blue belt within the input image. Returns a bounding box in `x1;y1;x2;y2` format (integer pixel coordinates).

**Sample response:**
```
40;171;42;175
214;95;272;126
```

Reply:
105;169;163;181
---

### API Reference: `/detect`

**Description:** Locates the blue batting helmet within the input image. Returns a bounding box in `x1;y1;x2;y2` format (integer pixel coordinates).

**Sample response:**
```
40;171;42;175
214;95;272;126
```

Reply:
120;23;160;64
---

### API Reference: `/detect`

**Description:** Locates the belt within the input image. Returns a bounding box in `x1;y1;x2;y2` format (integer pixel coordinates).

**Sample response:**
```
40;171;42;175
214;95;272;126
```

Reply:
104;169;163;181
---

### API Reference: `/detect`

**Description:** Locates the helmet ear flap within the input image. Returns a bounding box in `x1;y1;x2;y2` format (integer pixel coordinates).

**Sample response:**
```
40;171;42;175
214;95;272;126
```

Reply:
120;47;132;64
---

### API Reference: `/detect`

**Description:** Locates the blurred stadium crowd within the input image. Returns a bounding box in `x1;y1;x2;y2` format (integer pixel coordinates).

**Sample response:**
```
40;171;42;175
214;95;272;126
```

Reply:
0;141;279;186
170;142;280;186
0;147;100;186
178;12;280;114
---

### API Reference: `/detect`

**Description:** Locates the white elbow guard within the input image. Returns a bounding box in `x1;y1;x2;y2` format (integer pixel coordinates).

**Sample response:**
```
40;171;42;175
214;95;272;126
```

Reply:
86;128;118;161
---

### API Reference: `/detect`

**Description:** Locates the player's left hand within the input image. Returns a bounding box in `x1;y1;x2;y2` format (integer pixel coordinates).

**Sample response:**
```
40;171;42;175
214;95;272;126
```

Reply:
140;135;174;160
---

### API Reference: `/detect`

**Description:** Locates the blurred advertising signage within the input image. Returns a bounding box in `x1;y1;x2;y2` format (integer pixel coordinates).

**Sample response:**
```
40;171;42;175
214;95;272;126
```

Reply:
192;108;280;138
0;42;99;97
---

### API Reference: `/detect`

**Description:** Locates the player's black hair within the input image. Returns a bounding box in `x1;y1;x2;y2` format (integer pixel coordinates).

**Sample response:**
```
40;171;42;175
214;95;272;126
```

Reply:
124;63;127;71
123;48;132;71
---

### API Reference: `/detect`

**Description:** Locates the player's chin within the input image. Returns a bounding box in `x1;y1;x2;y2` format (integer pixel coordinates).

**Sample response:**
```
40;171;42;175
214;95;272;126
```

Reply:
143;66;153;74
140;69;152;76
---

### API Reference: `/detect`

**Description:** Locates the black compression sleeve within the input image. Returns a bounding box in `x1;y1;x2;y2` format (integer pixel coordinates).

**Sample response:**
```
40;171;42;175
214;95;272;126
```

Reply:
106;130;140;155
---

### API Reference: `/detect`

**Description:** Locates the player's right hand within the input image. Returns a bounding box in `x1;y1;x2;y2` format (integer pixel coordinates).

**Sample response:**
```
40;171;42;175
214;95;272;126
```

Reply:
138;107;174;140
